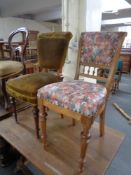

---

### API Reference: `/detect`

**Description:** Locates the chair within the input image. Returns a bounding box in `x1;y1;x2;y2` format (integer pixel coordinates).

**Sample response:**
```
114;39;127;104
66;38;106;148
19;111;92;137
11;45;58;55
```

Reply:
6;32;72;138
113;59;123;93
9;28;39;74
0;27;28;109
97;59;123;93
37;32;126;173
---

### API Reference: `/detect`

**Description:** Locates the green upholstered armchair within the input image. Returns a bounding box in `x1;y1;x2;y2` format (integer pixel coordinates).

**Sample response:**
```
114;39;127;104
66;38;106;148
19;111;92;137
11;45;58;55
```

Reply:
113;59;123;93
6;32;72;138
97;59;123;93
0;27;29;109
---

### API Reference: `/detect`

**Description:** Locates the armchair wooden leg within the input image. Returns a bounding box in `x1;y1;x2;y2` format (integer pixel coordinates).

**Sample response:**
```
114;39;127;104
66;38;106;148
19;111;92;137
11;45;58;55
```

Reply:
99;109;105;137
32;106;39;139
61;114;64;119
40;105;47;149
10;96;17;122
79;117;93;173
112;81;117;94
1;79;9;109
72;119;76;126
61;115;75;126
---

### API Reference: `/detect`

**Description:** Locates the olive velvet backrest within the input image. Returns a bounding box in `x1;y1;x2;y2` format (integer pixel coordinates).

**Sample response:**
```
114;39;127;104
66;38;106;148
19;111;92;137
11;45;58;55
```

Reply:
37;32;72;72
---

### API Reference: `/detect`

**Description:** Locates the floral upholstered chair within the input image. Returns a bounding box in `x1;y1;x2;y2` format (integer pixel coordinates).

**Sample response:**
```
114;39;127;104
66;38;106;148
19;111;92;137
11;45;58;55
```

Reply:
37;32;126;173
0;27;28;109
6;32;72;138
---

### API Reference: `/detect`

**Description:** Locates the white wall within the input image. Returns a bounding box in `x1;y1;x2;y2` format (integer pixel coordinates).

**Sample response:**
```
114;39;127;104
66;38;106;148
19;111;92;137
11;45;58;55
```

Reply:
101;26;119;32
86;0;102;31
0;17;52;41
43;22;61;32
101;25;131;48
62;0;102;79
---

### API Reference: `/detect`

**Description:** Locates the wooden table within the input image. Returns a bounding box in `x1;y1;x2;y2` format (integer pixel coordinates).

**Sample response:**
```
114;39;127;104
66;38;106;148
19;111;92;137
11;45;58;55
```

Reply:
0;108;125;175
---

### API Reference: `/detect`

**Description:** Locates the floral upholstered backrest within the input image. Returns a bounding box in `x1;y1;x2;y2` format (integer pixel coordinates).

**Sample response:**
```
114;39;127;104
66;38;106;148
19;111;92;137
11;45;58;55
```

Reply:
80;32;126;65
75;32;126;90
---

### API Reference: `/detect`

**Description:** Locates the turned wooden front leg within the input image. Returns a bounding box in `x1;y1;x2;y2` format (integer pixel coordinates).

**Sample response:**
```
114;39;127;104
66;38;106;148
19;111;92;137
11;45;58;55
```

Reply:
39;105;47;149
32;106;39;139
79;117;93;173
61;114;64;119
61;114;75;126
99;109;105;137
1;79;9;109
10;96;17;122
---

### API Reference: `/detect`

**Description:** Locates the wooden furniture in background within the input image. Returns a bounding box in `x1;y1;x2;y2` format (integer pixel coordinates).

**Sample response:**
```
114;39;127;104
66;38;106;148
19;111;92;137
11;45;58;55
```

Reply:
1;42;23;60
1;30;39;62
26;30;39;59
38;32;126;173
0;27;28;109
0;41;5;58
120;48;131;74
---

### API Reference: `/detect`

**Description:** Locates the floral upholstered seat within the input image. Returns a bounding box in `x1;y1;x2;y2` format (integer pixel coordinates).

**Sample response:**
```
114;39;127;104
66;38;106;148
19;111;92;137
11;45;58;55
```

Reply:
38;80;107;117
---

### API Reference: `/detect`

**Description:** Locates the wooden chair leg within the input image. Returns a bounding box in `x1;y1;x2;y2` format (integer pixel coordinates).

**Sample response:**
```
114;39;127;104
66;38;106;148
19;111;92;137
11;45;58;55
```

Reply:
99;109;105;137
39;105;47;149
116;80;120;90
10;96;17;122
72;119;76;126
113;81;117;94
32;106;39;139
1;79;9;109
15;155;26;173
61;114;75;126
79;117;93;173
61;114;64;119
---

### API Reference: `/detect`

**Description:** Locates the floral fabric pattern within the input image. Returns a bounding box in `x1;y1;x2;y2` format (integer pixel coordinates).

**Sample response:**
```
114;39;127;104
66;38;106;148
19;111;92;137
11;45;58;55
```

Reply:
37;80;107;117
80;32;125;65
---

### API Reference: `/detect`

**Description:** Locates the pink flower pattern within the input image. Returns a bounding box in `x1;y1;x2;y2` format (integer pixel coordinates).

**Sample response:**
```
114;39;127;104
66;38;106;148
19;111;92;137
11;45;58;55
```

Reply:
80;32;125;65
37;80;107;117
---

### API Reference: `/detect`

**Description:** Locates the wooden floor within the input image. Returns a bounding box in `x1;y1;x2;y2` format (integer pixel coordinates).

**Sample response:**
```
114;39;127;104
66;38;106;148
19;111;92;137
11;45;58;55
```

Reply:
0;108;125;175
0;107;11;121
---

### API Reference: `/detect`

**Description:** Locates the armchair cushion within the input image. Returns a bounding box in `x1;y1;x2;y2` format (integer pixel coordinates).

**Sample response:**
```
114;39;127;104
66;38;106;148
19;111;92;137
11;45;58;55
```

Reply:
6;72;60;104
38;80;107;117
0;61;24;78
117;59;123;71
